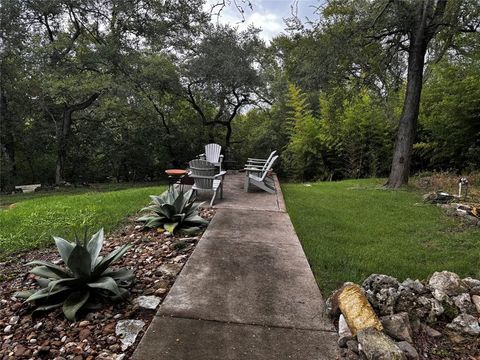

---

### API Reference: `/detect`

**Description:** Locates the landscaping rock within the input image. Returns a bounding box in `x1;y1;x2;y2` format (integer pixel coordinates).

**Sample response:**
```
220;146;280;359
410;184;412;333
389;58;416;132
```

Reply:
470;285;480;296
422;324;442;338
428;271;467;296
463;277;480;289
115;320;145;351
337;283;383;335
156;263;183;277
399;279;426;295
472;294;480;313
380;312;413;343
362;275;400;315
396;341;419;360
446;314;480;336
363;274;400;293
431;288;450;303
134;295;161;310
346;339;359;354
417;296;444;322
338;314;354;347
452;293;474;314
357;328;406;360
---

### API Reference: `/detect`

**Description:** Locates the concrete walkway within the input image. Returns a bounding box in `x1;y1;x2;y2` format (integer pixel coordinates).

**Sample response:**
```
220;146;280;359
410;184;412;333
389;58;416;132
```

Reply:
132;173;338;360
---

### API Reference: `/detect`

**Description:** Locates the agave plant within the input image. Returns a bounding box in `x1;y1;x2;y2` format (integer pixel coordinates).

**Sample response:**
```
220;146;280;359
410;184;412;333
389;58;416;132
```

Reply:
137;188;207;233
15;228;133;321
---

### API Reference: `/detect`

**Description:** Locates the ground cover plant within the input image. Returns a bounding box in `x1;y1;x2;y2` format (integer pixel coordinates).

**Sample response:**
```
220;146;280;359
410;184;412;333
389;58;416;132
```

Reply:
0;185;165;257
282;179;480;294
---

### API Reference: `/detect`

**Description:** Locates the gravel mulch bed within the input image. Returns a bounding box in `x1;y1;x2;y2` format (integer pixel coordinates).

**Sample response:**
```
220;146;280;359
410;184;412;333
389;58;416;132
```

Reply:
0;208;215;360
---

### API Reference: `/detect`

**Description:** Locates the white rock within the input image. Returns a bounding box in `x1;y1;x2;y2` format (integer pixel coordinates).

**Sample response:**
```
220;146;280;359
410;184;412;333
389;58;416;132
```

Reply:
337;314;353;347
9;316;19;325
4;325;12;333
134;295;161;310
428;271;467;296
446;314;480;336
115;320;145;351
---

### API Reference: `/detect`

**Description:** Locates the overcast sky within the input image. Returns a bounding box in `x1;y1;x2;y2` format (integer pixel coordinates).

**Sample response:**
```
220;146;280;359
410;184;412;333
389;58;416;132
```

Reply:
205;0;323;41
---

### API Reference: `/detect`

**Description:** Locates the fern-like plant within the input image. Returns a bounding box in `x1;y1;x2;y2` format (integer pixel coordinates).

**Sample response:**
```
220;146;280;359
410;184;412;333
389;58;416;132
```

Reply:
137;188;207;233
15;229;133;321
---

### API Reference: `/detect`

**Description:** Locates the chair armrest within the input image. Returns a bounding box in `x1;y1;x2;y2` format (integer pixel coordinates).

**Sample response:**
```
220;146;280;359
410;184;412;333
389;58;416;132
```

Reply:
214;171;227;178
219;154;224;161
244;167;263;172
247;157;267;161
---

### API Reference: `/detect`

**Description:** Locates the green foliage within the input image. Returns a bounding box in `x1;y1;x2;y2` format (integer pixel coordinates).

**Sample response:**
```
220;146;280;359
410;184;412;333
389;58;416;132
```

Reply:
320;88;398;179
417;58;480;172
283;83;324;181
15;229;133;321
283;179;480;294
137;189;207;234
266;83;398;181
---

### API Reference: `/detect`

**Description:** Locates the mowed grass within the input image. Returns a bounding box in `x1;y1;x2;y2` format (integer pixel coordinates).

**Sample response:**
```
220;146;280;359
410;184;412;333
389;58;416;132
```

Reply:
0;184;165;257
282;179;480;294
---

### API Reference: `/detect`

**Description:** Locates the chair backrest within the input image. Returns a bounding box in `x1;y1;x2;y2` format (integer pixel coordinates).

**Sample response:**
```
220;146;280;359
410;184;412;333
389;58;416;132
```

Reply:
189;159;215;190
260;150;277;172
260;155;278;181
205;143;222;163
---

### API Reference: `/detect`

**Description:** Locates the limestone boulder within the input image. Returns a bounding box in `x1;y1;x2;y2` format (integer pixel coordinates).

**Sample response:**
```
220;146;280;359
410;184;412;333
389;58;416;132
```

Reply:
380;312;413;343
446;314;480;336
396;341;419;360
357;328;407;360
428;271;467;296
337;283;383;335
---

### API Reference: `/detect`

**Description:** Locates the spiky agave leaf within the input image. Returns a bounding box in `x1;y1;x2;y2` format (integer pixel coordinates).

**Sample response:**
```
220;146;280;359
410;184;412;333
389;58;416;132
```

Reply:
86;228;104;269
93;244;131;277
67;245;92;280
63;290;90;321
53;236;75;264
27;261;71;278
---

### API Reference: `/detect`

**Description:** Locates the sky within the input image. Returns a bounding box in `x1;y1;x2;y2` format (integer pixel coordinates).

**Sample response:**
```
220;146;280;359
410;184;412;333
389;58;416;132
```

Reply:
204;0;323;42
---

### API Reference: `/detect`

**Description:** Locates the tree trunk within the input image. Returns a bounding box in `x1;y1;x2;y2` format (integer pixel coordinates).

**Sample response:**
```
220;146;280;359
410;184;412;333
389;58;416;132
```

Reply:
0;88;16;192
54;93;99;184
386;8;430;188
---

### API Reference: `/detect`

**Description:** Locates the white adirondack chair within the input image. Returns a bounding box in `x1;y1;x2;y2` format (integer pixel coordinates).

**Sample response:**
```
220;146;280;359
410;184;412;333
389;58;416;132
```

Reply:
198;143;224;172
244;155;278;194
188;159;227;207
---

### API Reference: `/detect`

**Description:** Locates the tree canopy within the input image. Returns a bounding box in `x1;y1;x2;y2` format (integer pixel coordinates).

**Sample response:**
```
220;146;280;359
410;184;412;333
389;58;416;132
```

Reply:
1;0;479;191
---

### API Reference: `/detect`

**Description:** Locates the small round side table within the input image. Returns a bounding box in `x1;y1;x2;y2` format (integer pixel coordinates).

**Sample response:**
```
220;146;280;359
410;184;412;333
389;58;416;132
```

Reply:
165;169;188;192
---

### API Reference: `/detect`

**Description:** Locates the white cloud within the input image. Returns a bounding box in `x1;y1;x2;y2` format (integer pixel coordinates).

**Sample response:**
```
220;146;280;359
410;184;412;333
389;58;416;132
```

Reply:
204;0;287;42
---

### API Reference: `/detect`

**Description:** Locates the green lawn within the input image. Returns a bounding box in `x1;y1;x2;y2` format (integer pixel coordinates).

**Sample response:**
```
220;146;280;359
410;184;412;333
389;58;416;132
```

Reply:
282;179;480;294
0;184;165;257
